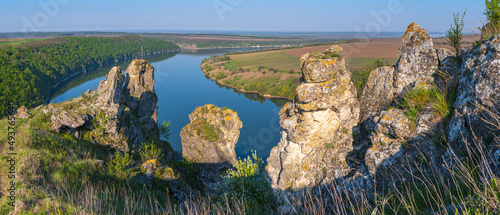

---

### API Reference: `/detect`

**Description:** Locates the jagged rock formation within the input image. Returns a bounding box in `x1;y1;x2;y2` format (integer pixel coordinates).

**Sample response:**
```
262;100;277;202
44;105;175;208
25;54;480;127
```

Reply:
361;23;445;184
47;59;160;151
393;22;439;95
448;35;500;150
180;104;242;192
266;45;360;205
360;23;439;132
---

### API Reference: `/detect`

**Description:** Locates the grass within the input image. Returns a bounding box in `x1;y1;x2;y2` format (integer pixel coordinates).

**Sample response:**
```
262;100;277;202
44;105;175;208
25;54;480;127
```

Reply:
222;75;298;99
400;83;455;129
225;50;301;73
347;57;397;71
203;45;396;101
193;118;221;142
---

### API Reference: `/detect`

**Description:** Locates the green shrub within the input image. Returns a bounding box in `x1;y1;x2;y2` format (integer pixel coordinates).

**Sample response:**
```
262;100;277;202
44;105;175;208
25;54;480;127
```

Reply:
193;118;221;142
106;151;139;180
485;0;500;26
447;10;466;57
214;72;228;80
479;0;500;44
138;142;163;163
402;84;454;119
158;120;171;141
223;151;277;213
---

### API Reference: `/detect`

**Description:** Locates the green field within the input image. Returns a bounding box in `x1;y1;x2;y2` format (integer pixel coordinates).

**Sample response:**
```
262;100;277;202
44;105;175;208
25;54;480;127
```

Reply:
226;50;302;73
225;50;396;73
347;57;397;71
0;38;46;46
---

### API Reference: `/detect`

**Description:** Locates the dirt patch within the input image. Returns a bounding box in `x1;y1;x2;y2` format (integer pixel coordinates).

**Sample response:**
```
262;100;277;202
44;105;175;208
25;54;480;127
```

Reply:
283;38;400;59
283;34;480;59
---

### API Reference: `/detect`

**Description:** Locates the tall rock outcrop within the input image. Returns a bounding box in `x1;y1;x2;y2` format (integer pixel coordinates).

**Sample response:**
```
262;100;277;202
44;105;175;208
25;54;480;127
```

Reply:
48;59;160;152
448;35;500;149
360;23;439;132
359;23;445;190
180;104;242;192
266;46;360;205
393;22;438;95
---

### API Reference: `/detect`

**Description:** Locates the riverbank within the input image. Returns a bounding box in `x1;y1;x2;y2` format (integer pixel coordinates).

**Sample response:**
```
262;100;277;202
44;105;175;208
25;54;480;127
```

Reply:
199;39;402;100
201;52;301;100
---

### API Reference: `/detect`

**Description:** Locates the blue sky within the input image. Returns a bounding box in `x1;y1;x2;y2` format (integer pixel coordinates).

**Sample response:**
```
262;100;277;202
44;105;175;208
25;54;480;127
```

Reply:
0;0;485;33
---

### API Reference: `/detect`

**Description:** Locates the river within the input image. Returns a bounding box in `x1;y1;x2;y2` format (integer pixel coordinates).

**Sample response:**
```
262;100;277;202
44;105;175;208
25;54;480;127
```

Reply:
51;48;287;160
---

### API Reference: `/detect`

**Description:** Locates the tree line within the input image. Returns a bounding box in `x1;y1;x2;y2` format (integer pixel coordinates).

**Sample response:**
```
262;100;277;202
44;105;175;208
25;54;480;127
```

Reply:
0;35;179;117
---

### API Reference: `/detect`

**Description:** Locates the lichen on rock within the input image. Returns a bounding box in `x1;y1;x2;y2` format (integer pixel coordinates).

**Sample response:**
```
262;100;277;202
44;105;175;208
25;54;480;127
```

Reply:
448;35;500;150
394;22;439;95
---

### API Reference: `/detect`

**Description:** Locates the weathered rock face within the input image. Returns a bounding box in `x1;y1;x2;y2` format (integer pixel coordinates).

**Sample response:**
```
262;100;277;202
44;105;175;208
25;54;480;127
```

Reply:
393;22;438;95
365;109;412;174
125;60;159;135
266;45;360;204
180;104;242;192
48;59;161;152
96;67;127;105
359;66;395;131
448;35;500;149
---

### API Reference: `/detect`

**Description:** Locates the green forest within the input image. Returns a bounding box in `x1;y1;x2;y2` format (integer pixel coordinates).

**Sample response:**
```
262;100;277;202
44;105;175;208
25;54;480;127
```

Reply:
0;35;179;117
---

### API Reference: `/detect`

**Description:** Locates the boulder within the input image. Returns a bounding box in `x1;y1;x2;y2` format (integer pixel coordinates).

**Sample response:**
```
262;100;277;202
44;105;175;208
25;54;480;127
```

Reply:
180;104;242;192
365;109;412;174
181;104;241;164
266;45;360;207
125;59;159;135
393;23;439;95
